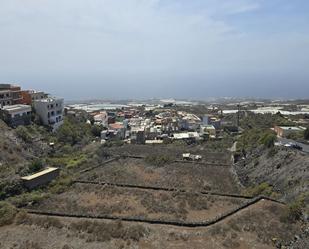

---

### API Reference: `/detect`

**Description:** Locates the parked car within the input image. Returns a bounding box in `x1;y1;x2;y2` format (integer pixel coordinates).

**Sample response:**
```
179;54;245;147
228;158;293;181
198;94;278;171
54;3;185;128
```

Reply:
285;142;302;150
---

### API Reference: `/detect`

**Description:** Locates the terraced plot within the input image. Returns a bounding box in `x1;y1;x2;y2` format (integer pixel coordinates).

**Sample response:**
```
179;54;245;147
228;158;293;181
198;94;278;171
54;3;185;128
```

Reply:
30;183;246;223
81;158;241;194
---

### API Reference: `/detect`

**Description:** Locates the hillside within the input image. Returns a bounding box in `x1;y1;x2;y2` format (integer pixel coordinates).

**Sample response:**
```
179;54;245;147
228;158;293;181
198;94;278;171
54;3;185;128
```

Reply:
234;147;308;204
0;120;51;199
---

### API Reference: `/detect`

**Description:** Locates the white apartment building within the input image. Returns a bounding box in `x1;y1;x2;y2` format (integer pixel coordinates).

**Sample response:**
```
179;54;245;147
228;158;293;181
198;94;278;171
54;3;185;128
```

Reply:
33;97;64;131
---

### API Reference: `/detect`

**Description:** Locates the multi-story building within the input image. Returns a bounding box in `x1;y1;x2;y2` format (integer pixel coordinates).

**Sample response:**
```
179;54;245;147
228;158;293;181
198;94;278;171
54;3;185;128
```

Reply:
33;97;64;131
20;90;48;105
0;104;32;127
274;126;305;138
0;90;12;107
0;84;22;106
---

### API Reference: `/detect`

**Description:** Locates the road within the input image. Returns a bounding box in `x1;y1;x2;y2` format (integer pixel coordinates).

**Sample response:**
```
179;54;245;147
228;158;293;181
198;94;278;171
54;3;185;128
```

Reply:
277;137;309;153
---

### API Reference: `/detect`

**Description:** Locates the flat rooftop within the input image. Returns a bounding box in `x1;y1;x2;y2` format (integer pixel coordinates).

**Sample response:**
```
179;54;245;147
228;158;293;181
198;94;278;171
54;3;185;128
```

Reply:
34;97;63;103
2;104;31;113
21;167;59;181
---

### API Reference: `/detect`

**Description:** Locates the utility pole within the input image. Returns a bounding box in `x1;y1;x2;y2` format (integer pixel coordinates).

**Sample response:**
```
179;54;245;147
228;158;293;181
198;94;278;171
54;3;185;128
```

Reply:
237;103;240;127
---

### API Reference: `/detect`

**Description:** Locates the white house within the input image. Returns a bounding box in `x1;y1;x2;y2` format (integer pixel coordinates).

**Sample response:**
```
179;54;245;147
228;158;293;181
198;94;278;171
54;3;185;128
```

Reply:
33;97;64;131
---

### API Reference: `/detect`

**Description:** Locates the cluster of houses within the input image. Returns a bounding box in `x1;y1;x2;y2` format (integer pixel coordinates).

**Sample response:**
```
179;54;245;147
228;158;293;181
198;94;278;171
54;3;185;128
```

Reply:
75;106;224;144
0;83;64;131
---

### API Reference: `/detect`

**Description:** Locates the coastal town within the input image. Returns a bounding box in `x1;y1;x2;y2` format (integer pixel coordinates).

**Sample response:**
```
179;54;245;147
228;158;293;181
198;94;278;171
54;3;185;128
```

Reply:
1;83;309;148
0;83;309;249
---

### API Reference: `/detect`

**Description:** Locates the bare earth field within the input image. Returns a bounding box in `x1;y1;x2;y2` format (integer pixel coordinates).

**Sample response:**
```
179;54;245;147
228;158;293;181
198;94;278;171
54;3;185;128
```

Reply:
104;144;232;164
0;200;302;249
30;183;245;222
81;158;241;194
1;143;305;249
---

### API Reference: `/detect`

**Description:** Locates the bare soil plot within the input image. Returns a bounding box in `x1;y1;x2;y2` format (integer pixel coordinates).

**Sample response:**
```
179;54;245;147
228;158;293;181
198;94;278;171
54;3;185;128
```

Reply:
0;200;302;249
81;158;241;194
30;183;245;222
104;144;232;164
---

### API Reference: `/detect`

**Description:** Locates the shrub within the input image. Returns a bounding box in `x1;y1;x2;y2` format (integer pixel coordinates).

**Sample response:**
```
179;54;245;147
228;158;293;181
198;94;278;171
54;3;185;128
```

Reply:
102;140;125;147
145;155;172;167
0;201;17;226
28;159;44;173
91;125;103;137
56;117;92;145
280;199;304;223
0;180;24;200
260;133;276;148
15;126;32;143
8;191;48;207
237;129;277;152
245;182;274;197
49;175;73;194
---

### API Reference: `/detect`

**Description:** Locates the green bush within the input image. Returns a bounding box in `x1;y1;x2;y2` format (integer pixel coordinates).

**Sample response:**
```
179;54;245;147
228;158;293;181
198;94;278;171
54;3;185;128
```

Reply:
49;175;73;194
260;133;276;148
237;129;276;152
245;182;274;197
0;180;24;200
56;117;92;145
0;201;17;226
91;125;103;137
15;126;32;143
28;159;44;173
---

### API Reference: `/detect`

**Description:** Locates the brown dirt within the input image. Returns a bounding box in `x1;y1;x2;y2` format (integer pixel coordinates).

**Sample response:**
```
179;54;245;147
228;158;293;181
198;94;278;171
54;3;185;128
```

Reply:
81;158;241;193
30;183;245;222
0;200;302;249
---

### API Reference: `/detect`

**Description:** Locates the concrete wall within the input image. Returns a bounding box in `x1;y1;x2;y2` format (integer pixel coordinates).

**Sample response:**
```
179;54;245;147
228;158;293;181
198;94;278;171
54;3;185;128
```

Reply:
22;169;60;189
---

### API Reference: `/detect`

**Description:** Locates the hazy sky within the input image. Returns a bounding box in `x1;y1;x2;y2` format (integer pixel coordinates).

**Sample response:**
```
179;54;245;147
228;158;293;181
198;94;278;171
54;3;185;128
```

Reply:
1;0;309;100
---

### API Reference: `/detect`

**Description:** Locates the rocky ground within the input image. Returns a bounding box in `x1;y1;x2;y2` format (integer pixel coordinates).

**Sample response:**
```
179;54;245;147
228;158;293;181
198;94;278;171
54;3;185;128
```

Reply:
234;147;309;204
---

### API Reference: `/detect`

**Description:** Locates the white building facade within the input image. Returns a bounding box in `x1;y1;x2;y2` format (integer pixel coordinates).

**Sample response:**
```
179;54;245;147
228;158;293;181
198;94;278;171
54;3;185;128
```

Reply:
33;97;64;131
